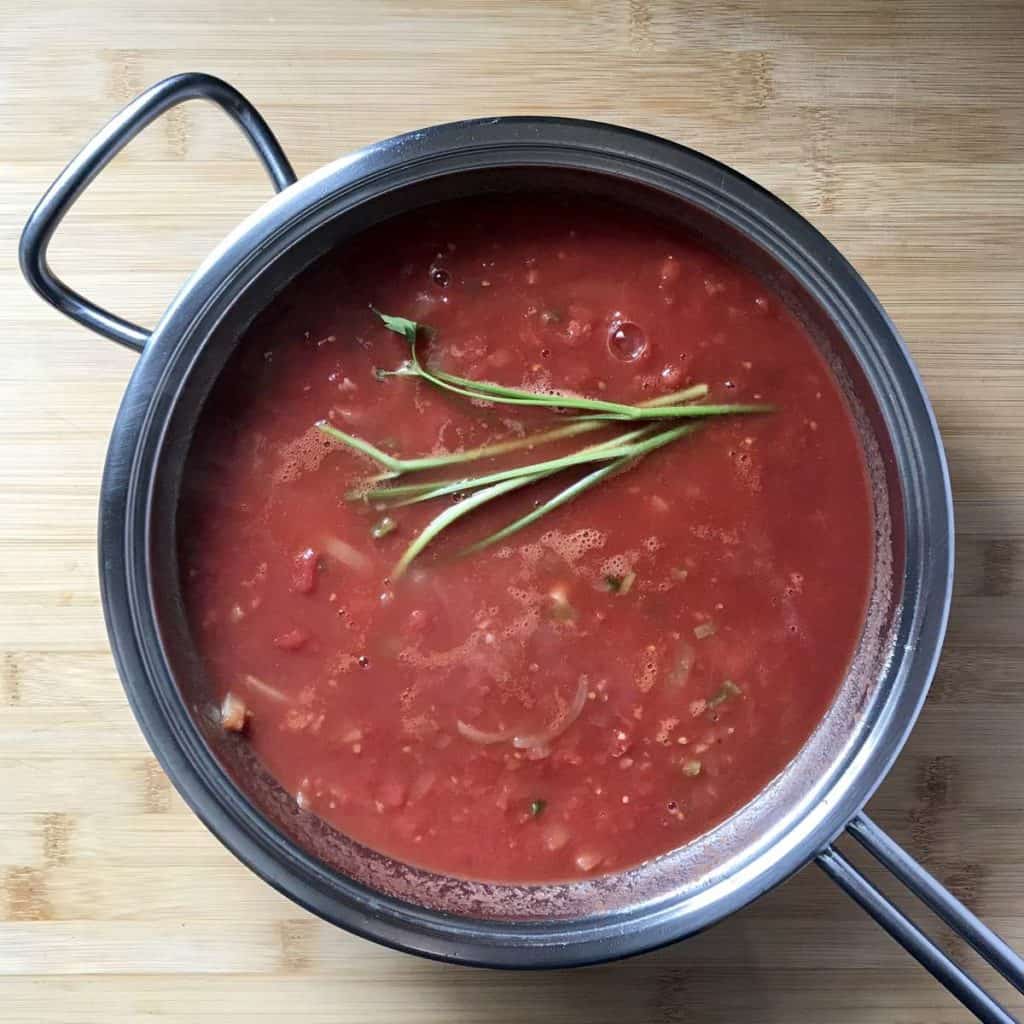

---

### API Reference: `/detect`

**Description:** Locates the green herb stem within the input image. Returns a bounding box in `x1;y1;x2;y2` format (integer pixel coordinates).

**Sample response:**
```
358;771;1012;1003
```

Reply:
328;382;709;494
393;383;711;473
371;382;712;486
573;402;774;422
643;383;710;407
367;425;657;507
315;421;404;475
461;456;634;557
353;419;603;485
461;425;701;556
395;424;698;574
384;360;641;417
375;310;757;422
392;470;560;579
329;311;776;574
423;367;768;420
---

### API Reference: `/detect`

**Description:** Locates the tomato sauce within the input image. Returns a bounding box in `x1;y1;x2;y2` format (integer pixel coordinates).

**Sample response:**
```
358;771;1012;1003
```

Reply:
179;194;874;882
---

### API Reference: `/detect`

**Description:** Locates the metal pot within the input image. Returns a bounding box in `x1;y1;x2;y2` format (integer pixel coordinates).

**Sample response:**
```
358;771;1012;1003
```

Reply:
20;74;1024;1021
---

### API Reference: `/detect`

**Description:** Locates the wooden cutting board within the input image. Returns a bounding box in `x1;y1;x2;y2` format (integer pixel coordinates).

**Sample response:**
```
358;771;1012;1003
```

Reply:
2;2;1021;1021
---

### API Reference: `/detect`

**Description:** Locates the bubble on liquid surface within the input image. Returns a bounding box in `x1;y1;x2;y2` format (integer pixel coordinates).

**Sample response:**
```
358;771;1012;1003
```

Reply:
608;321;648;362
541;528;607;564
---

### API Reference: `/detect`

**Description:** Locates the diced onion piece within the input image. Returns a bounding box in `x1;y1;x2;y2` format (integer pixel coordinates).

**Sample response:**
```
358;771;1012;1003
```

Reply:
547;584;576;621
574;849;604;872
323;535;371;572
409;771;437;802
220;692;248;732
241;673;288;703
669;641;694;688
682;759;702;777
513;676;589;749
543;822;570;851
290;548;318;594
371;516;397;540
273;628;309;651
693;621;716;640
456;720;516;745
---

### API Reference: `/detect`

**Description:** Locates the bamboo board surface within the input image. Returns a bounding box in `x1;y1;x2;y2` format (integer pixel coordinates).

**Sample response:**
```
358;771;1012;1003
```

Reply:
1;2;1022;1021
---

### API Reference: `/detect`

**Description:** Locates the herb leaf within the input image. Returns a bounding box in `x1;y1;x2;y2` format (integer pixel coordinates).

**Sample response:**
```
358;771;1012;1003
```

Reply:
530;799;547;817
373;309;419;342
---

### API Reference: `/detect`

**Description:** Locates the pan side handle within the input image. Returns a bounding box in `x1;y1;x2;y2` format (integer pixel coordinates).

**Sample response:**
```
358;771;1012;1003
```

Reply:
19;72;297;351
817;813;1023;1022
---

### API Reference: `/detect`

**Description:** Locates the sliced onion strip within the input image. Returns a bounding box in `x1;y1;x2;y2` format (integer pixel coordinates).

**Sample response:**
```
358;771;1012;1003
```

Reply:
241;673;288;703
323;535;372;572
513;676;589;749
456;720;516;745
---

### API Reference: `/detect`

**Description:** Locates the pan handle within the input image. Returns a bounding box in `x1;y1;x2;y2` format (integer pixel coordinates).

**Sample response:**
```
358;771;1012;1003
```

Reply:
817;813;1023;1022
19;72;297;352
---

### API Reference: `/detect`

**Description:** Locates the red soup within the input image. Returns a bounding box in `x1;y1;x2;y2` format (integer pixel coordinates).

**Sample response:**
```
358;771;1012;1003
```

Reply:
180;193;873;883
